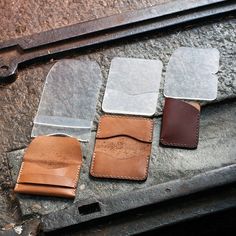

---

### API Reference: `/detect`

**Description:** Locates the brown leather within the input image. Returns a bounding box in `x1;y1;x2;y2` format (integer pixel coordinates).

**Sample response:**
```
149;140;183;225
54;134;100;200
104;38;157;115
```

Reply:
14;136;82;198
90;115;153;180
160;98;200;149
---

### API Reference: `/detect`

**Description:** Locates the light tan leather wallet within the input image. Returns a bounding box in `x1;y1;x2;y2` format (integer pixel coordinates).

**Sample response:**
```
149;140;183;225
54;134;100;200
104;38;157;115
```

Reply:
14;136;82;198
90;115;154;180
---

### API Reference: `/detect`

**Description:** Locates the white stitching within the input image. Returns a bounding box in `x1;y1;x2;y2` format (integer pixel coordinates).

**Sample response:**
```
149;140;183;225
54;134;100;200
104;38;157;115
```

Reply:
16;161;25;183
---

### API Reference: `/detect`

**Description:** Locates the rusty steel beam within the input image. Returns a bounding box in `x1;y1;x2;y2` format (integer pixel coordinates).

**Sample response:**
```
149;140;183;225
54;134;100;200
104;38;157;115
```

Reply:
0;0;235;83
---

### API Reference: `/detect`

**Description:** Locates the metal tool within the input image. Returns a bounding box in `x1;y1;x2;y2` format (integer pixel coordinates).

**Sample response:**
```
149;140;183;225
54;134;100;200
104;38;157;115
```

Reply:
42;164;236;232
0;0;235;83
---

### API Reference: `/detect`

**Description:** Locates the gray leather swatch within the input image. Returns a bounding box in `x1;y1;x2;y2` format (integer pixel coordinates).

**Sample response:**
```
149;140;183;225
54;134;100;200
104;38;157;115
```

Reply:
31;59;102;141
164;47;219;101
102;57;163;116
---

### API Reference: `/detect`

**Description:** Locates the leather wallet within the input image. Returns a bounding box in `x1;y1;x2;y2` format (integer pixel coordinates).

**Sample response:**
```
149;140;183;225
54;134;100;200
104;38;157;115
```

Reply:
14;136;82;198
90;115;154;180
160;98;200;149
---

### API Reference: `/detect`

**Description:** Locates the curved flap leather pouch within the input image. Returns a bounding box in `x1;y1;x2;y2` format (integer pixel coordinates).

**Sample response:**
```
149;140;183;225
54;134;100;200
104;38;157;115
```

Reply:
14;136;82;198
160;98;200;149
90;115;153;180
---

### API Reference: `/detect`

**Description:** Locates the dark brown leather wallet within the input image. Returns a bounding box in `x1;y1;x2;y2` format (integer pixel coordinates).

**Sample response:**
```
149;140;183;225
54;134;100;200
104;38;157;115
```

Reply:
90;115;154;180
14;136;82;198
160;98;200;149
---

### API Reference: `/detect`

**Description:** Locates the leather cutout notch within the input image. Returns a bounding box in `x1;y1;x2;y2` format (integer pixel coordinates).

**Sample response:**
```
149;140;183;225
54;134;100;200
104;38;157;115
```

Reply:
160;98;200;149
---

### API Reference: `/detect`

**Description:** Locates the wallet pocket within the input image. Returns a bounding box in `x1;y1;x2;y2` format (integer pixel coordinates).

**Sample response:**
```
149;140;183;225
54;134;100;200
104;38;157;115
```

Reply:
14;136;82;198
16;162;80;188
90;115;153;180
160;98;200;149
14;184;76;198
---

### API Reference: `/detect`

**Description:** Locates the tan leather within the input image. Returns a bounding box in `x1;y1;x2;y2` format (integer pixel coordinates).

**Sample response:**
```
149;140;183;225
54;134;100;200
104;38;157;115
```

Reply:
90;115;153;180
14;136;82;198
186;101;201;111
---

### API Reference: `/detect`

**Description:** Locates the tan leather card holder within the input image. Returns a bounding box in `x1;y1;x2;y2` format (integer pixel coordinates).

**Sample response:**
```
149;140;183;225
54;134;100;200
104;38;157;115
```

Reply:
90;115;154;180
14;136;82;198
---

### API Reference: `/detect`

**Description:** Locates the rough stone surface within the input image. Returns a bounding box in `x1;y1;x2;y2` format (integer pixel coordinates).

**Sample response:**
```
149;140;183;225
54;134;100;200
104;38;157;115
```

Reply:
0;219;40;236
8;100;236;216
0;0;235;230
45;186;236;235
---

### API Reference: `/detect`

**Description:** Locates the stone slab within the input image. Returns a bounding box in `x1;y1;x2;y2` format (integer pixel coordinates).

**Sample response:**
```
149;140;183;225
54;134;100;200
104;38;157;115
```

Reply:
7;100;236;217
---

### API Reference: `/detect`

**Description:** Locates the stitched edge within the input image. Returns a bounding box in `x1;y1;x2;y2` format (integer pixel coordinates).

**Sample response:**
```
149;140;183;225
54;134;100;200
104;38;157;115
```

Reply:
92;115;153;180
72;163;81;194
16;161;25;183
161;112;200;148
17;159;80;196
90;151;150;180
97;115;154;142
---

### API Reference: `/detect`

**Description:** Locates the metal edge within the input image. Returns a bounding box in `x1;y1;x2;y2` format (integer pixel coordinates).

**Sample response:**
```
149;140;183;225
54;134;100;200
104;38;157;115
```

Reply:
42;164;236;231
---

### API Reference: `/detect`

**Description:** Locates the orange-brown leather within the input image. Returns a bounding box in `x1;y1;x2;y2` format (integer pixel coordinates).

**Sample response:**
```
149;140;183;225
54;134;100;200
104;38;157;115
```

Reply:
160;98;200;149
90;115;154;180
186;101;201;111
14;136;82;198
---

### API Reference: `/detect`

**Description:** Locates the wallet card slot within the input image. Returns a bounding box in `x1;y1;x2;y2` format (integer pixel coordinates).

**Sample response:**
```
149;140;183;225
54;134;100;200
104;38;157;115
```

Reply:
14;184;75;198
90;150;149;180
97;115;153;142
20;161;78;176
97;134;152;143
90;135;151;180
18;173;77;188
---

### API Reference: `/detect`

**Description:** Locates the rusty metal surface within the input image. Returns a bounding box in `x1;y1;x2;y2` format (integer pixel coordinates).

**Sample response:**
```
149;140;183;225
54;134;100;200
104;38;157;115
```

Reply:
0;0;235;82
0;0;225;49
0;0;170;42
